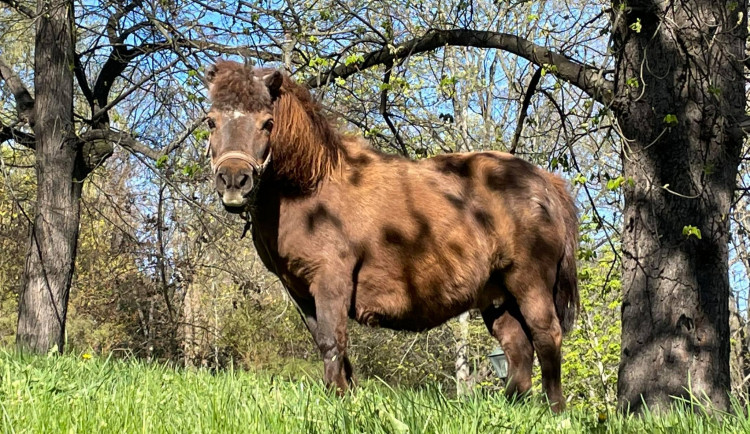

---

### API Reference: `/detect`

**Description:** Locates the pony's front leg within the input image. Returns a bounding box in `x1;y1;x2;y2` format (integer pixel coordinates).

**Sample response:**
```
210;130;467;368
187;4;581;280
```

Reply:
311;274;353;394
292;293;354;386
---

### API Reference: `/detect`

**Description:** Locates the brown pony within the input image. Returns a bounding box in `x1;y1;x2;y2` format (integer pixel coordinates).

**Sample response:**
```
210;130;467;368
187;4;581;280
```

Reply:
203;60;579;412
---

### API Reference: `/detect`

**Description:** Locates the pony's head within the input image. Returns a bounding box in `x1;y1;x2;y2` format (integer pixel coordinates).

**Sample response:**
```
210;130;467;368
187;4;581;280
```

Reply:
204;61;281;212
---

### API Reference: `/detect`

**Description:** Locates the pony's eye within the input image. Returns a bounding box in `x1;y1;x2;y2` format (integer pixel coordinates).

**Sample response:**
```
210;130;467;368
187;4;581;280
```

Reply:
262;119;274;132
207;118;216;129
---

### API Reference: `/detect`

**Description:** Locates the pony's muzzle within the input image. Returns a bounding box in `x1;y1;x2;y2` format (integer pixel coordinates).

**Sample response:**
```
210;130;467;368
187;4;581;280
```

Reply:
214;164;254;212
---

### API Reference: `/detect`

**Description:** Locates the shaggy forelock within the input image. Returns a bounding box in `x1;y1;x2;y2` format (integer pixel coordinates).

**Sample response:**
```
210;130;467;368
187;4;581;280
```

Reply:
208;61;272;112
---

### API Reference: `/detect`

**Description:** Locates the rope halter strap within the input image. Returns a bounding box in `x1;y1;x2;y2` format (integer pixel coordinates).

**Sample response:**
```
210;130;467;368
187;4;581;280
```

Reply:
212;151;258;173
211;149;272;175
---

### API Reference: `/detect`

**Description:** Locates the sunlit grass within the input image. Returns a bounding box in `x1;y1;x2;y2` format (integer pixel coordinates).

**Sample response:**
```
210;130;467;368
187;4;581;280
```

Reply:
0;351;747;433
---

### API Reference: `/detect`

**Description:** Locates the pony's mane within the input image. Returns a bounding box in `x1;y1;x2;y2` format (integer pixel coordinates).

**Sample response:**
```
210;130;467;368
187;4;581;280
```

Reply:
264;68;342;191
208;61;342;191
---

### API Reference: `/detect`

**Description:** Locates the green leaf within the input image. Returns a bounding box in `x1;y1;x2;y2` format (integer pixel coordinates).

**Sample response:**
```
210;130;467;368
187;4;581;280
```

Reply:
182;163;200;178
344;53;364;66
192;127;210;142
438;76;456;88
186;94;204;103
682;225;702;240
629;18;642;33
663;114;678;127
308;56;329;68
155;155;169;169
626;77;639;88
606;176;625;191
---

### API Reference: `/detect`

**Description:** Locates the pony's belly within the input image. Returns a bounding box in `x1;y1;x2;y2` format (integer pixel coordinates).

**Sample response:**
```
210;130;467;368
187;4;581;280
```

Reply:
351;283;477;332
352;308;457;332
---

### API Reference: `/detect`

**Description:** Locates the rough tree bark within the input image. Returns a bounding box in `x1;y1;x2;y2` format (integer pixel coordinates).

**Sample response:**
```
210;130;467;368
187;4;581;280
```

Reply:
613;0;746;413
15;0;82;353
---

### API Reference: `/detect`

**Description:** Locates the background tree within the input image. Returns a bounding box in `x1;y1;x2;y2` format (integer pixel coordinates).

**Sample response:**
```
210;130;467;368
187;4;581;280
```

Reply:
9;0;82;353
0;0;265;353
612;1;746;413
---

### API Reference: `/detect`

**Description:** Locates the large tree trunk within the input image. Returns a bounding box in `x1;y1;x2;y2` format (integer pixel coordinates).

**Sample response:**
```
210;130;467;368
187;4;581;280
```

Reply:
16;0;82;353
613;0;746;413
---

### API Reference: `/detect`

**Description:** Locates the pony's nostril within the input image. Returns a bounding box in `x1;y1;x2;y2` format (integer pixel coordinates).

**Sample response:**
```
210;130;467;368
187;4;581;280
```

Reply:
218;173;228;187
238;174;249;188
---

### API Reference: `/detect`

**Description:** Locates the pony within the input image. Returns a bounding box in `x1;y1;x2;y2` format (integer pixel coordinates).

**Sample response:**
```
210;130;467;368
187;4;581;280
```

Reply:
202;60;579;412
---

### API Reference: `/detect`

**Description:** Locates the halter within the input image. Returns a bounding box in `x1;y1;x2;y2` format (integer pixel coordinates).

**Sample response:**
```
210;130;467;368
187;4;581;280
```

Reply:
211;149;272;176
212;151;258;173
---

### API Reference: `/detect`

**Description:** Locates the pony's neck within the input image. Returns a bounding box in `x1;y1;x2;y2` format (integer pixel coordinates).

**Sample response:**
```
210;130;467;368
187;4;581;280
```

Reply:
269;90;341;192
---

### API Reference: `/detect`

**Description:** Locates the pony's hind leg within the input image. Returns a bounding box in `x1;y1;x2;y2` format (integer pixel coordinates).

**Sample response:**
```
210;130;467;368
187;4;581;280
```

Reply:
481;303;534;400
505;268;565;412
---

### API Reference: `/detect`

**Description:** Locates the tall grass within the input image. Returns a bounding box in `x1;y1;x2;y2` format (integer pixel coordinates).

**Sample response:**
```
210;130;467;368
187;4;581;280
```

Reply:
0;351;747;433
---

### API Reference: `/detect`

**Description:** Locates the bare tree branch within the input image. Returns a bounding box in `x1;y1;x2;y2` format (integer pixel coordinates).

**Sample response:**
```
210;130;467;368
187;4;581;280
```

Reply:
0;0;35;19
106;0;144;44
736;115;750;136
161;117;205;156
79;120;200;163
91;42;170;127
90;38;279;127
79;129;159;161
510;67;543;154
0;57;35;125
308;29;614;105
379;61;408;156
175;39;282;64
90;58;180;123
73;53;95;109
0;123;35;148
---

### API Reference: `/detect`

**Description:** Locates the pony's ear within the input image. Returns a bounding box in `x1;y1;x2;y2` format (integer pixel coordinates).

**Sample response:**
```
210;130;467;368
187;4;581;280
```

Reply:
263;71;283;99
204;64;219;95
205;64;218;84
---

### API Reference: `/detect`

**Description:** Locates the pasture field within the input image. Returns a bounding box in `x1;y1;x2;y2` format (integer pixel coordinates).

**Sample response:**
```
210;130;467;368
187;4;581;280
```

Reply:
0;351;747;433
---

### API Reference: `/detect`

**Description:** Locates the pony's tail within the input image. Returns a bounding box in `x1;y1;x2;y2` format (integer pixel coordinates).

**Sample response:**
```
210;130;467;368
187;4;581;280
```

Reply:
550;174;580;335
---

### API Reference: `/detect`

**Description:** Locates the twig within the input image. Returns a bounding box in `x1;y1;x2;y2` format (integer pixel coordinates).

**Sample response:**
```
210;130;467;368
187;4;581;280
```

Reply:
510;67;543;154
380;61;408;157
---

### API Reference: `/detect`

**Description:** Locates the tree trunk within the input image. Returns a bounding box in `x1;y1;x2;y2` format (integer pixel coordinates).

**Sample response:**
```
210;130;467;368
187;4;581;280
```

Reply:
455;312;471;395
16;0;81;353
729;294;749;398
613;0;746;413
182;282;202;368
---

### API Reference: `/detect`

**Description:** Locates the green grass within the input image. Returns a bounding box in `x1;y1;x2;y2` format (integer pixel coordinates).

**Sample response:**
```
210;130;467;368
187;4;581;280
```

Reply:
0;351;747;433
